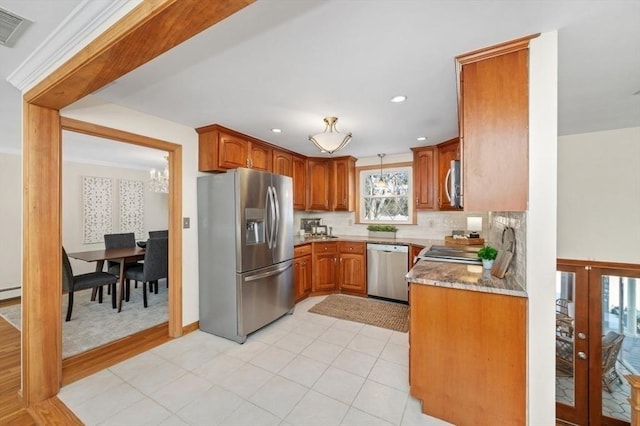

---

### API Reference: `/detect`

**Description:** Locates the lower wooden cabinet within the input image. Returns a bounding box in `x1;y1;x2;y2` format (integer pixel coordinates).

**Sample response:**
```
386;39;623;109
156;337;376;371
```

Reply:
409;283;526;425
337;242;366;295
312;242;338;292
294;244;313;301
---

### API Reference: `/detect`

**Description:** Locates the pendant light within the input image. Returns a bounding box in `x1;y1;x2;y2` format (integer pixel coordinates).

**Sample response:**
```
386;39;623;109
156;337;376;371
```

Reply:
375;153;388;190
309;116;352;154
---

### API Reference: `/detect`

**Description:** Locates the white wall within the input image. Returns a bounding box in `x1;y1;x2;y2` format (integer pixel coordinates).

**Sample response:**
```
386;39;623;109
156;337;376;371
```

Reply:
558;126;640;263
527;31;558;425
0;152;169;299
61;97;201;326
0;153;22;299
62;159;169;275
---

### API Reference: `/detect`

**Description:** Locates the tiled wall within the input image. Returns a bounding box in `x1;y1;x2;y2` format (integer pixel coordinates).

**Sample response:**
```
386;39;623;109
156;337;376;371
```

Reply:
294;211;490;241
487;211;527;288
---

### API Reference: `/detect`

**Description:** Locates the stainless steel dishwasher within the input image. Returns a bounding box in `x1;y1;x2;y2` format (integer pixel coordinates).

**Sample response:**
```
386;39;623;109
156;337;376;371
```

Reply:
367;243;409;303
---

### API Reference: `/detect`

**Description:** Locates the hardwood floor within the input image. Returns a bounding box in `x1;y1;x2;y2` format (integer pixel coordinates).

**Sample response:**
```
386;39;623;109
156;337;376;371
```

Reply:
0;297;173;425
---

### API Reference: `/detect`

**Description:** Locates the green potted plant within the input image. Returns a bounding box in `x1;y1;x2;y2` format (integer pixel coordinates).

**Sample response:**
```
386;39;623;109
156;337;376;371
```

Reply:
477;245;498;269
367;224;398;239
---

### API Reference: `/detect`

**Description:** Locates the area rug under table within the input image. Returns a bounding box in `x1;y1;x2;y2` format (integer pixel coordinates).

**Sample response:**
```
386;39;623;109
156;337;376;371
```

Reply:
309;294;409;332
0;281;168;358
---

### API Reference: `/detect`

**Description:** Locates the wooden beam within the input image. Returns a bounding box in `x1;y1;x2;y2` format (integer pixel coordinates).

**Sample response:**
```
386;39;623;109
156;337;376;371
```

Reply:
22;102;62;405
22;0;253;405
25;0;254;110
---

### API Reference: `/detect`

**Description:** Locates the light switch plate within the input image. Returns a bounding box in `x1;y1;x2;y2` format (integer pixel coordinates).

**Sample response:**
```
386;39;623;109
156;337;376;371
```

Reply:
183;217;190;229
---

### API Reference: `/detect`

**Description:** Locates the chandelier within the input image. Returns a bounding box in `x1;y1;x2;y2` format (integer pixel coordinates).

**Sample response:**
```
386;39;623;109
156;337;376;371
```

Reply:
375;153;388;190
309;116;352;154
149;156;169;193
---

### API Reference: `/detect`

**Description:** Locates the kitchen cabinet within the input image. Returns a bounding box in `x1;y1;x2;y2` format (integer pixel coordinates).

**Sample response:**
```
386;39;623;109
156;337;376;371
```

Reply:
456;36;534;211
409;282;526;425
337;241;366;295
196;124;273;172
292;155;307;210
312;242;338;292
293;244;312;302
273;149;293;177
411;146;436;210
330;156;356;211
307;158;331;211
436;138;462;211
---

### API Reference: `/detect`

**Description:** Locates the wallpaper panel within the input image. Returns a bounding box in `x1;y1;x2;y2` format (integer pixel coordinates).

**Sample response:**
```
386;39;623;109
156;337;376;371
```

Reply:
83;176;113;243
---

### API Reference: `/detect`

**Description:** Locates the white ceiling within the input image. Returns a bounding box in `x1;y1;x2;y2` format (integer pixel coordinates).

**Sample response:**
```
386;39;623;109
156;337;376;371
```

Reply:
2;0;639;168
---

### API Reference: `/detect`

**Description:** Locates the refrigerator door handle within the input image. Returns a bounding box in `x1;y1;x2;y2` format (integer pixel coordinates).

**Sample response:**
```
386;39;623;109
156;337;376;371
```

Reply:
244;263;293;282
271;185;280;249
265;186;273;249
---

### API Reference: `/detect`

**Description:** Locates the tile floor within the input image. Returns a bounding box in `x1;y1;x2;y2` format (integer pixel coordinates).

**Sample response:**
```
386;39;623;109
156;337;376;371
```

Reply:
59;296;451;426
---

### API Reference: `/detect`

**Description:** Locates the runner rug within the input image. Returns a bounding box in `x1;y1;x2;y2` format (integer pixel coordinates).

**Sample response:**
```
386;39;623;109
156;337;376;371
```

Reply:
308;294;409;332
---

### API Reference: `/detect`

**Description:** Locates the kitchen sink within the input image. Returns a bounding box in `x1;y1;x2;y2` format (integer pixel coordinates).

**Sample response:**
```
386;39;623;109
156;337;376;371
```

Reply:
305;235;339;240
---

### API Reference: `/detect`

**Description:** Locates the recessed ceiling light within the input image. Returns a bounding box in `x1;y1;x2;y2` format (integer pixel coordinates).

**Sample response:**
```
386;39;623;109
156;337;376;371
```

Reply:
271;128;282;133
417;136;427;141
391;95;407;103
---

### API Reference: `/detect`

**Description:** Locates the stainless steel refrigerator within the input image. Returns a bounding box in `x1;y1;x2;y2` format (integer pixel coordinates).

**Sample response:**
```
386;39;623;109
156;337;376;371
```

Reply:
197;168;294;343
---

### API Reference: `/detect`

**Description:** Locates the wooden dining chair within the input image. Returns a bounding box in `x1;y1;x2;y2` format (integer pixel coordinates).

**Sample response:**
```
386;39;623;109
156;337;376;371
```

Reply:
62;247;118;321
124;237;168;308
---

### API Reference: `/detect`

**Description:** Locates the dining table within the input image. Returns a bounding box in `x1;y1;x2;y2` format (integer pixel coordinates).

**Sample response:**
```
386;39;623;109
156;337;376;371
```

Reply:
68;246;145;312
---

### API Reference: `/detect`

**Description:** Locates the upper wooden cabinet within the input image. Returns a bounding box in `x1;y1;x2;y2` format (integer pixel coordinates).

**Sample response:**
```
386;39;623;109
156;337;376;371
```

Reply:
411;146;436;210
456;36;535;211
196;124;357;212
436;138;462;211
196;124;273;172
292;155;307;210
306;156;356;212
273;149;293;177
330;156;356;211
307;158;331;211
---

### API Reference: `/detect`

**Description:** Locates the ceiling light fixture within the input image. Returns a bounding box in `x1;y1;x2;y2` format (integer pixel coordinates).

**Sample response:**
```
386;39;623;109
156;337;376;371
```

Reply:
375;153;388;190
417;136;427;141
149;156;169;193
309;116;352;154
271;128;282;133
391;95;407;103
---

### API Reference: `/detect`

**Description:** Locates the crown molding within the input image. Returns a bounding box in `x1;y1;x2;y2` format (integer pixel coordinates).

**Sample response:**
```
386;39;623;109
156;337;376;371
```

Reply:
7;0;140;92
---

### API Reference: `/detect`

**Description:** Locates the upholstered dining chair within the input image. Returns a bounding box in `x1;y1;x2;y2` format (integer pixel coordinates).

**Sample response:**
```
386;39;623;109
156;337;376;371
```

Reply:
104;232;139;298
149;229;168;239
148;230;168;293
62;247;118;321
124;237;168;308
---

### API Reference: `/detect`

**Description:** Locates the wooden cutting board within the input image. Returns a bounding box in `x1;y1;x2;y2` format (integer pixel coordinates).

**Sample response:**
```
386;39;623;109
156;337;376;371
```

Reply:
491;249;513;278
444;236;485;246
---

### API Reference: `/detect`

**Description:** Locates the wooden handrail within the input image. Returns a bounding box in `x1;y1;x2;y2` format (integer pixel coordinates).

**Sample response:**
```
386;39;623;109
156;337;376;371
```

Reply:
626;375;640;426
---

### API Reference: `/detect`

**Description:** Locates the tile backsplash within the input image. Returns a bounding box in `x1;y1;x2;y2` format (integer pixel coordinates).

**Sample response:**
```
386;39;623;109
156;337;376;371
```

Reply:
294;211;490;240
487;211;527;288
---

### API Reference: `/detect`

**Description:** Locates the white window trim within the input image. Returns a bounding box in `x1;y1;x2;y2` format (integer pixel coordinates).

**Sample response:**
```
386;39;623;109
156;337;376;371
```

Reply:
356;162;415;225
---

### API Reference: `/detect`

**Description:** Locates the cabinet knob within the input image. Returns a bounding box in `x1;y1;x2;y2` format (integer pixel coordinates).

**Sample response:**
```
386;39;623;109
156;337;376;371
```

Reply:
349;247;353;251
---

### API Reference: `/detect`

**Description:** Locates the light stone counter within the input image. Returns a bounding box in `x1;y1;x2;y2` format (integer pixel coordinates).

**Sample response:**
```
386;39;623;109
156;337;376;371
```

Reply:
407;259;527;298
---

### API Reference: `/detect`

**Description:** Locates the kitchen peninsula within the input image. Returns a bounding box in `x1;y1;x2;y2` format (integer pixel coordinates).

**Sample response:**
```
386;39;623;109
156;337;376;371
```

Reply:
406;259;527;425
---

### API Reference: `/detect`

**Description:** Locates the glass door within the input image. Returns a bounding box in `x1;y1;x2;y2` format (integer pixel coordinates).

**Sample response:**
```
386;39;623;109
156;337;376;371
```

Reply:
556;263;590;425
592;268;640;425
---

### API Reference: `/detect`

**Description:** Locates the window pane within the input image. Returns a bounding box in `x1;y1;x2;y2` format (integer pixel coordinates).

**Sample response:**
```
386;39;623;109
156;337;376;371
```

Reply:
601;275;638;422
359;166;412;224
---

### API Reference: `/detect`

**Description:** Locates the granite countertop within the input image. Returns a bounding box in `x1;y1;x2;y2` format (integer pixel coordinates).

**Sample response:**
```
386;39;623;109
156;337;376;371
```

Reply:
294;235;440;247
406;259;527;298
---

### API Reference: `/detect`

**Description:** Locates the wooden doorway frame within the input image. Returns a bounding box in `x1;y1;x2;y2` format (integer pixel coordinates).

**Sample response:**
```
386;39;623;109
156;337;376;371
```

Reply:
20;0;252;406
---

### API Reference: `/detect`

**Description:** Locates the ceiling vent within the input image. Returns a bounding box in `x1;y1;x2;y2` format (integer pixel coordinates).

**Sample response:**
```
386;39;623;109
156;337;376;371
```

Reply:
0;7;30;47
